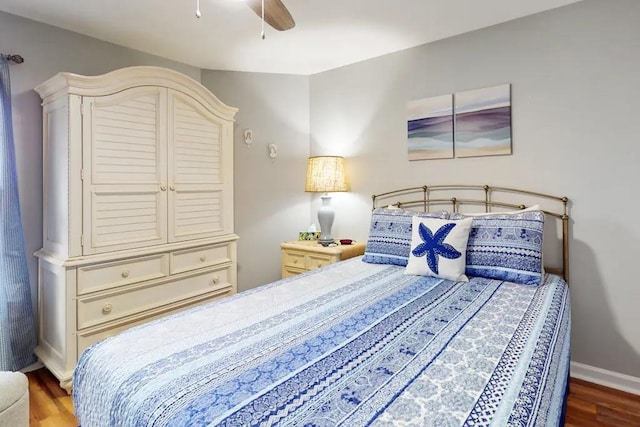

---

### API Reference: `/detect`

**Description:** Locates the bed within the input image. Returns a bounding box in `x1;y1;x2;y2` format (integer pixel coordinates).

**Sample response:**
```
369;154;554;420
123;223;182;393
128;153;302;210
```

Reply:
73;185;571;427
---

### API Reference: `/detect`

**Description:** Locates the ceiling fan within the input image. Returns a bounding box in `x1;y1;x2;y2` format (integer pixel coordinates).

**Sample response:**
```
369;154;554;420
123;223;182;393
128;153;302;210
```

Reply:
195;0;295;33
246;0;295;31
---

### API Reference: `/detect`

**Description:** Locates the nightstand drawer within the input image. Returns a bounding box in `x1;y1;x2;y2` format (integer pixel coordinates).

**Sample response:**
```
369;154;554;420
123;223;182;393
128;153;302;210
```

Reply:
77;267;232;330
282;266;305;278
307;254;333;270
282;251;306;269
77;254;169;295
280;240;366;279
170;244;231;274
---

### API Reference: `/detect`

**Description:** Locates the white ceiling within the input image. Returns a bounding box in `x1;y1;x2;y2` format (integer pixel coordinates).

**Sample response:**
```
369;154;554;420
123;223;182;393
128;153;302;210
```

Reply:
0;0;582;75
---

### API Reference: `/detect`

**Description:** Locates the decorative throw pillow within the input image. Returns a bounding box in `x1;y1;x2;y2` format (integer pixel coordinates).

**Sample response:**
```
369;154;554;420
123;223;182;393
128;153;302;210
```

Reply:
363;208;449;266
405;217;473;281
450;210;545;285
457;204;540;217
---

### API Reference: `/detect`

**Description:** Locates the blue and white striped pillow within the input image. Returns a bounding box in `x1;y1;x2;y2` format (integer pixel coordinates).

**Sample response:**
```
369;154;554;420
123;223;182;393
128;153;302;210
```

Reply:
363;208;449;266
450;210;545;285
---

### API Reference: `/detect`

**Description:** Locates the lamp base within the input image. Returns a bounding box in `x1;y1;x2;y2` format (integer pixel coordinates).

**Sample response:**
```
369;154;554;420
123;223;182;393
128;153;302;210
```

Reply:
317;194;335;247
317;237;335;247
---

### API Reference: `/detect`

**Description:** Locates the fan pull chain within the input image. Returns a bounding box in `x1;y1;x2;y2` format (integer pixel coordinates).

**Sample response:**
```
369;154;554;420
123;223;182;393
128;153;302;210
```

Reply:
195;0;201;18
261;0;265;39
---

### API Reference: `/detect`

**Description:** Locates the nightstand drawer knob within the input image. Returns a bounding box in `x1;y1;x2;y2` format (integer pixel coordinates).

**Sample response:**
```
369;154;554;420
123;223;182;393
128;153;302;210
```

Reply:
102;304;113;315
211;277;220;285
200;255;207;262
121;270;130;278
293;259;298;264
317;263;322;268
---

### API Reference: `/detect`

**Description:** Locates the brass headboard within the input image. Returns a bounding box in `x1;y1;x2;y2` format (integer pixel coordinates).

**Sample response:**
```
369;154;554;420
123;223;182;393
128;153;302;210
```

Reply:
372;185;570;283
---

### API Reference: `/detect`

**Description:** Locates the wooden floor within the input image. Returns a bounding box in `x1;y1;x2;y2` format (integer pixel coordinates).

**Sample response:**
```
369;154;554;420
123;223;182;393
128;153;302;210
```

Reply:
26;369;640;426
565;378;640;426
26;369;76;427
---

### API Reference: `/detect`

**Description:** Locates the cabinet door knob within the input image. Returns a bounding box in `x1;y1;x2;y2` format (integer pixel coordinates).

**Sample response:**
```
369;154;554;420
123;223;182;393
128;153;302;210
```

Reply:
102;304;113;315
169;185;175;191
121;270;130;278
160;185;167;191
210;276;220;285
200;255;206;262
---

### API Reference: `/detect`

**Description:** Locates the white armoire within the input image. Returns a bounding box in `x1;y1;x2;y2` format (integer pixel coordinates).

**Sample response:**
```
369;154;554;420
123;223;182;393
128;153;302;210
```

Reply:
34;66;238;391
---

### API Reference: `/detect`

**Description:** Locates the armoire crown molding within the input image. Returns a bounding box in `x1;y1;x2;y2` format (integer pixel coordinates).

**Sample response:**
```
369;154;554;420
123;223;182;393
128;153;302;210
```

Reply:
34;66;238;121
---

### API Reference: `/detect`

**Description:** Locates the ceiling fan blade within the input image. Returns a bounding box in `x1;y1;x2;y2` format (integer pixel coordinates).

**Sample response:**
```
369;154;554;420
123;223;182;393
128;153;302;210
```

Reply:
247;0;295;31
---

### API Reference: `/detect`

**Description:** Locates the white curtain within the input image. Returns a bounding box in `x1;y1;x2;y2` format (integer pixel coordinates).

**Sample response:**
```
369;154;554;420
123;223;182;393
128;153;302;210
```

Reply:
0;55;36;371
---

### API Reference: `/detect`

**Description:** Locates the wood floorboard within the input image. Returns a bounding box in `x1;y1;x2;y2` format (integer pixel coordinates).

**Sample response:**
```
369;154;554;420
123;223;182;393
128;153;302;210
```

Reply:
25;369;640;426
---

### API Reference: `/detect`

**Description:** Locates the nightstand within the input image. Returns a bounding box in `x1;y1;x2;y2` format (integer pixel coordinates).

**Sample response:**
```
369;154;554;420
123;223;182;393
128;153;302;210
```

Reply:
280;240;366;279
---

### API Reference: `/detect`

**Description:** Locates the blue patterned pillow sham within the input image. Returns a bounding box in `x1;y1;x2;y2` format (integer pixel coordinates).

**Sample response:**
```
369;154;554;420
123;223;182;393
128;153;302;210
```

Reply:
450;210;545;285
363;208;449;266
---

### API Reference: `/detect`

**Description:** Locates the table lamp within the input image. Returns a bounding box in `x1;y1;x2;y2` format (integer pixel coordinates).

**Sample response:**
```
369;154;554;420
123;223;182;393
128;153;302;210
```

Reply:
304;156;350;246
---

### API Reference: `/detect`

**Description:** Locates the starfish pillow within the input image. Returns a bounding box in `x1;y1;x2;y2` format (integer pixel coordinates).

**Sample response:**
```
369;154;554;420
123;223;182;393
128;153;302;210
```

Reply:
405;216;473;282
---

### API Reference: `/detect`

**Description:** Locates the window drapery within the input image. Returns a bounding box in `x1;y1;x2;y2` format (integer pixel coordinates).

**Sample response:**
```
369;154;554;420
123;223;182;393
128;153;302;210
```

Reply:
0;55;37;371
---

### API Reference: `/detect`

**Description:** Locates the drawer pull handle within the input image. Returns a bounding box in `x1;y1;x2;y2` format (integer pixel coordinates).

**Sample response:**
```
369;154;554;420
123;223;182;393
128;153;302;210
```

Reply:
121;270;130;278
102;304;113;315
211;277;220;285
200;255;206;262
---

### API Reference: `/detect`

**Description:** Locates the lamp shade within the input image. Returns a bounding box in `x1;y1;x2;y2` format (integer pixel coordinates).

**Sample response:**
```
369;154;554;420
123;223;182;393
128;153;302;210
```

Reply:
304;156;350;193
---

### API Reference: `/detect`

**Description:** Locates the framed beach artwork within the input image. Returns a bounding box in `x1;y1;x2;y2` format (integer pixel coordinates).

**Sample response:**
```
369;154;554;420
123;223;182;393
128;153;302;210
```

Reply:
454;84;512;158
407;94;454;161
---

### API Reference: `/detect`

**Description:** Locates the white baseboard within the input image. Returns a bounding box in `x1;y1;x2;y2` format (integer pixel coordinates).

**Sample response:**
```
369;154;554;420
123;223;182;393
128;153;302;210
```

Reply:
571;361;640;395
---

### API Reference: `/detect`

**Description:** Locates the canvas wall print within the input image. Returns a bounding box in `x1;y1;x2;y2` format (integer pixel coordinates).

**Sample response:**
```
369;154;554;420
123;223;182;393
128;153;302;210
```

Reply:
454;84;512;158
407;94;454;160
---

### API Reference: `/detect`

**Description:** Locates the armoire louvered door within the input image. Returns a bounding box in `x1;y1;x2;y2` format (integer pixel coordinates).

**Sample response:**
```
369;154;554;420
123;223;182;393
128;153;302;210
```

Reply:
82;86;168;254
168;90;232;243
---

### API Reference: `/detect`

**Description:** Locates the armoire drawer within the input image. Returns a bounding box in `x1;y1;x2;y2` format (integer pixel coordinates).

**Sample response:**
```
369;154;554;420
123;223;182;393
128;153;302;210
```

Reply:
77;253;169;295
77;267;232;330
170;244;232;275
76;290;231;358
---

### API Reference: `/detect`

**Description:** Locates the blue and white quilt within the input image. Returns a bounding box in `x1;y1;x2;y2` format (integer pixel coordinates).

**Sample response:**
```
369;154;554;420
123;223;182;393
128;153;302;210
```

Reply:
73;257;570;427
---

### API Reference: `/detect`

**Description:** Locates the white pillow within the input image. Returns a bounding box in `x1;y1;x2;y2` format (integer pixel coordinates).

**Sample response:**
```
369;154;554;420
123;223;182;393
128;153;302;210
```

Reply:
405;216;473;282
456;204;540;217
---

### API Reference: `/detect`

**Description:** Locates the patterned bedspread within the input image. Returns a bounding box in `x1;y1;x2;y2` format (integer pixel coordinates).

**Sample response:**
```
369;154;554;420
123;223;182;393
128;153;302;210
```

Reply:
73;257;570;427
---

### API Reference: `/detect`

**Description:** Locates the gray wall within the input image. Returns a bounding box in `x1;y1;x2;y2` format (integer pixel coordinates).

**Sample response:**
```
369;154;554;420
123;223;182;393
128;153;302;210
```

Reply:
0;11;201;319
310;0;640;378
201;71;311;291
